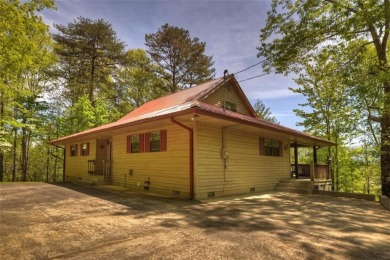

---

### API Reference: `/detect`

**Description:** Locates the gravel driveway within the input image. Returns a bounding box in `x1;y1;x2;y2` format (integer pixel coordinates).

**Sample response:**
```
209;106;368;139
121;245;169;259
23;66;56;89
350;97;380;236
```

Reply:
0;182;389;259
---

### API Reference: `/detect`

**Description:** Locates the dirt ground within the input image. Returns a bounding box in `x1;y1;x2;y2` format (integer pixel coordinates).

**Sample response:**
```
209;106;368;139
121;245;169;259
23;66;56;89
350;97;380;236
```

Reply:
0;183;389;260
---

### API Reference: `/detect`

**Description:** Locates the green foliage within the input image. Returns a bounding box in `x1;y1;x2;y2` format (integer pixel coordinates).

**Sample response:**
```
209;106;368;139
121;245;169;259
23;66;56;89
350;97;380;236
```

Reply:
114;49;167;110
145;23;215;93
61;95;114;134
259;0;390;195
53;17;125;106
0;0;56;182
252;99;279;124
337;144;381;195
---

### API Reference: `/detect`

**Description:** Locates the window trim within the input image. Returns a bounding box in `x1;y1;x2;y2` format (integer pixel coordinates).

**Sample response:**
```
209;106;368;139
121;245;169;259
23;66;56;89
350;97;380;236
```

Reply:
149;131;161;152
259;137;283;157
223;100;237;112
70;144;78;157
128;130;167;153
127;134;145;153
80;143;89;156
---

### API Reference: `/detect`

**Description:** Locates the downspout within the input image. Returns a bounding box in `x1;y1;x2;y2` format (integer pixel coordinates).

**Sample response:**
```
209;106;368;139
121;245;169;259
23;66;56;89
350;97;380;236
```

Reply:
170;118;194;200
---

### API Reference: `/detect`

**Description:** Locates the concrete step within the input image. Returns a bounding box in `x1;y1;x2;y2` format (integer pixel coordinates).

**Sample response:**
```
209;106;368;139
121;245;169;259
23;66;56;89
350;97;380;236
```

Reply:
276;182;311;188
274;186;311;194
274;179;313;194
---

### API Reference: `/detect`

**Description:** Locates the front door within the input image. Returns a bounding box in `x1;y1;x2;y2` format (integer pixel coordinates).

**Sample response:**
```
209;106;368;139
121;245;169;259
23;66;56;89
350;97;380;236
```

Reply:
96;139;112;183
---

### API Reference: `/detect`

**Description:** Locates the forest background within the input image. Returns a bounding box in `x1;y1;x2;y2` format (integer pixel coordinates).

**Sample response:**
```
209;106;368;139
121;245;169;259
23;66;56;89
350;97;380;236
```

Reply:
1;0;386;197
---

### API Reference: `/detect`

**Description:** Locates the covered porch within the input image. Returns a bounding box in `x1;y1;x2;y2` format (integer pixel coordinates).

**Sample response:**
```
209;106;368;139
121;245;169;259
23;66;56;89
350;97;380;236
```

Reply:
290;142;333;191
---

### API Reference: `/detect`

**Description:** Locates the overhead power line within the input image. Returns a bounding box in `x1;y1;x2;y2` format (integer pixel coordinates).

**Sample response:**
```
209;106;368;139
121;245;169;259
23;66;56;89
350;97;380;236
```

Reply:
232;59;266;75
237;72;270;83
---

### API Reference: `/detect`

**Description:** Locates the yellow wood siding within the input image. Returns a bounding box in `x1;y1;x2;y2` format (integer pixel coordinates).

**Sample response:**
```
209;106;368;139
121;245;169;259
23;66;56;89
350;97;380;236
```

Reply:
202;83;252;116
195;123;290;199
65;140;96;182
111;123;190;199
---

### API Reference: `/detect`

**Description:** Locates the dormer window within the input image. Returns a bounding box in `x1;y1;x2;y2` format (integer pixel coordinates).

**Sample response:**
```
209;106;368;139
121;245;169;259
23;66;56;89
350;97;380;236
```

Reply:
223;101;237;112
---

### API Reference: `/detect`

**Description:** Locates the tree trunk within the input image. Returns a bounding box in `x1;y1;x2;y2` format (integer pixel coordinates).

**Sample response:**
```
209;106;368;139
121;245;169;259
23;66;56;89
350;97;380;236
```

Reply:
20;126;31;182
0;94;4;182
46;144;50;182
381;81;390;197
12;128;17;182
0;152;3;182
21;128;27;182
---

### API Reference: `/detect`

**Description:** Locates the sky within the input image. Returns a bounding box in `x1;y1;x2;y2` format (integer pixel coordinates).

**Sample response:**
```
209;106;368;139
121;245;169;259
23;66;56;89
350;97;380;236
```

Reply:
41;0;307;130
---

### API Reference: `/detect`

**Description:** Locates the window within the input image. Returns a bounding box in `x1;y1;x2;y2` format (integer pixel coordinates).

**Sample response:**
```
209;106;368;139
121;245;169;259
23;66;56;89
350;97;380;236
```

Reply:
131;135;140;153
259;137;282;157
129;130;167;153
127;134;144;153
223;101;237;112
70;144;78;157
150;131;161;152
81;143;89;156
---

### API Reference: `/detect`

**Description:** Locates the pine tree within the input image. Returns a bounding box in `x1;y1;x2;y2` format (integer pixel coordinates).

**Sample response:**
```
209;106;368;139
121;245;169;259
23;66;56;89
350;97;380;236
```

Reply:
145;23;215;93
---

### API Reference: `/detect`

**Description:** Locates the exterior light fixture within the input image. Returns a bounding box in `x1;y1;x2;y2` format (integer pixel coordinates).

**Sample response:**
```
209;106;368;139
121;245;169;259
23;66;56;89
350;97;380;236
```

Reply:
191;114;199;121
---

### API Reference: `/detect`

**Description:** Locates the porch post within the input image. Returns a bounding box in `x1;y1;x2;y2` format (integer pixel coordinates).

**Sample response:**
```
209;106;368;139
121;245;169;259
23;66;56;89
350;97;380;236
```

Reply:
313;146;318;165
294;143;298;179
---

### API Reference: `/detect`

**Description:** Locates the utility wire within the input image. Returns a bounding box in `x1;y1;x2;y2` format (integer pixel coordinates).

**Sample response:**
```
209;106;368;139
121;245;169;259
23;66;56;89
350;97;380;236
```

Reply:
232;59;266;75
237;72;270;83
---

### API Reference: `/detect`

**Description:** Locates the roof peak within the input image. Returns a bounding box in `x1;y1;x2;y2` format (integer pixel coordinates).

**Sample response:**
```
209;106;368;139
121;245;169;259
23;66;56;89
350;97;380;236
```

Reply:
117;76;230;122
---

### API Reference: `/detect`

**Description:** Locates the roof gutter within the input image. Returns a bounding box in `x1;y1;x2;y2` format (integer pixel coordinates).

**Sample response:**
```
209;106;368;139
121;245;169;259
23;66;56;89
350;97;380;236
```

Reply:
170;117;194;200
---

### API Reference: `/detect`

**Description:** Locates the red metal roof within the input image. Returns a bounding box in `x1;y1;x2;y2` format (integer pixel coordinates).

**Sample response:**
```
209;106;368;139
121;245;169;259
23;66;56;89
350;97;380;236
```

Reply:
51;75;334;146
117;77;224;121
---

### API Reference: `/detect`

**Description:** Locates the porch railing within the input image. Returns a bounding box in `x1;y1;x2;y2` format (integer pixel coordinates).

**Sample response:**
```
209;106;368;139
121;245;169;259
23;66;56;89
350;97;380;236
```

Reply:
291;163;331;180
291;164;310;178
87;159;111;184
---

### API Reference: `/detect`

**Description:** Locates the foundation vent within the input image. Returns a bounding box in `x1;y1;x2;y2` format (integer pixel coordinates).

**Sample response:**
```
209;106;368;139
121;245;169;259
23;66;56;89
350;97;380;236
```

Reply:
172;190;180;196
207;192;215;198
144;186;149;191
250;187;256;192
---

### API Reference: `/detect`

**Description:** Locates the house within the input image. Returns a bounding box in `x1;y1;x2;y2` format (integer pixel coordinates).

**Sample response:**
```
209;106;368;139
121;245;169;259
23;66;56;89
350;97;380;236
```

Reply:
51;75;334;199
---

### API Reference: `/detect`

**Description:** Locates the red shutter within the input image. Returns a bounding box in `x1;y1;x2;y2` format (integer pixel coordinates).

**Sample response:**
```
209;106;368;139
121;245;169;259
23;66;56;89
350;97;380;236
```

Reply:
279;141;283;157
127;135;131;153
139;133;145;153
259;137;265;155
144;132;150;152
160;130;167;152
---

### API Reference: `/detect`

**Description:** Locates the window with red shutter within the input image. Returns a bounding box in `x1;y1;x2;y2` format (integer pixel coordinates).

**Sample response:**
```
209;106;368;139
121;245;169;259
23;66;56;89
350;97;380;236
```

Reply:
160;130;167;152
139;133;145;153
150;131;161;152
127;135;131;153
259;137;265;155
144;132;150;152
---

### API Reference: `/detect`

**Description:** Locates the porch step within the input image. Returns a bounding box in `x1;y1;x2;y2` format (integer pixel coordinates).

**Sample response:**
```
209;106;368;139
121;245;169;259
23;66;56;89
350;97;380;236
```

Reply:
274;179;312;194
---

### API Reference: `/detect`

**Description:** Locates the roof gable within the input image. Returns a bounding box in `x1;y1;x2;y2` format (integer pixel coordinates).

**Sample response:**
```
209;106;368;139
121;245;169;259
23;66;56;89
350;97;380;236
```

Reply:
118;75;256;122
200;76;256;117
